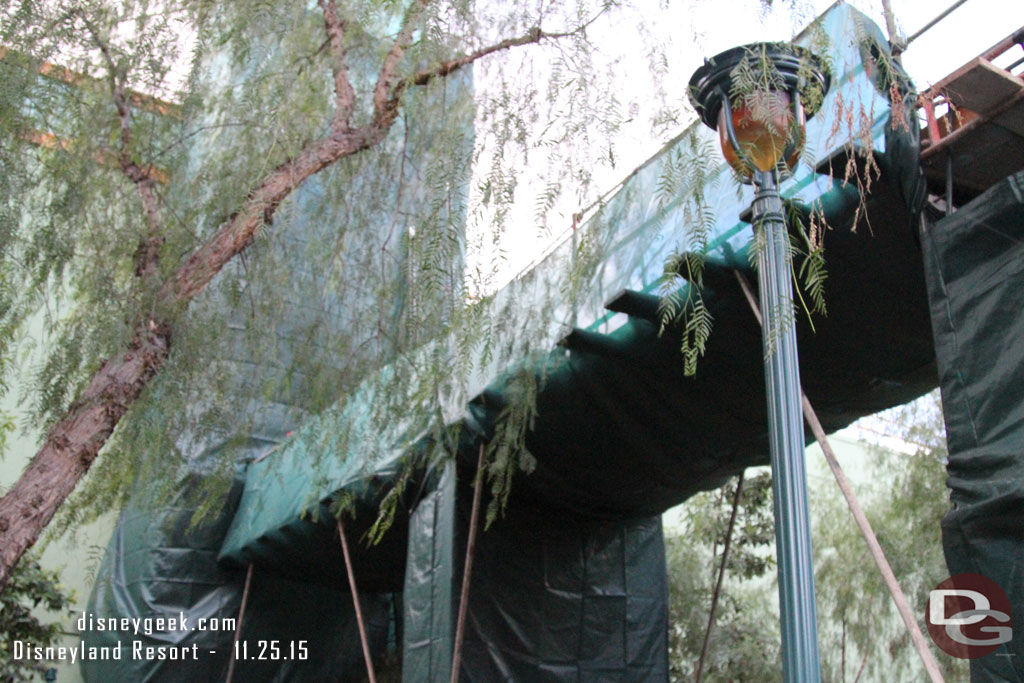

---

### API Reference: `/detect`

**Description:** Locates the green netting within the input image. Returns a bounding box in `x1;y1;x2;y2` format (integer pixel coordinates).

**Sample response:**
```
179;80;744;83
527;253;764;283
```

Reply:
222;0;929;559
214;6;939;681
81;10;472;680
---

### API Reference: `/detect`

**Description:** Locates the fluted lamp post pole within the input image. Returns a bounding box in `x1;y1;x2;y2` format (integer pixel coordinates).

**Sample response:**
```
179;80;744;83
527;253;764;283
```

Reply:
688;43;830;682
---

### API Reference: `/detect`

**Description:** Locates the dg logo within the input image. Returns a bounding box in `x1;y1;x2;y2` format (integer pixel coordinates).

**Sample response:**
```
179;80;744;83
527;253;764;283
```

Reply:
927;573;1012;659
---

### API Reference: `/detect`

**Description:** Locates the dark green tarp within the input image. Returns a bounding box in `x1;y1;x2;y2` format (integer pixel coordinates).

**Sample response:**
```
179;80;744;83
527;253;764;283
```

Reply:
82;4;956;681
222;2;930;562
401;461;669;682
923;170;1024;682
82;464;394;682
81;11;472;679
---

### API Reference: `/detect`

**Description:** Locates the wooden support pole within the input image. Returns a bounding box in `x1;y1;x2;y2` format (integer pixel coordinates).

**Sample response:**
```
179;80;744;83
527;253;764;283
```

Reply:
880;0;905;60
733;270;945;683
450;442;487;683
338;517;377;683
695;470;746;683
225;563;254;683
796;395;945;683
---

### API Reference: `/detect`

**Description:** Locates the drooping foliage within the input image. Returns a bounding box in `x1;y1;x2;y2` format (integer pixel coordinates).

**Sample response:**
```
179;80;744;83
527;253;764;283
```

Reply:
0;555;73;683
813;395;968;683
665;471;780;682
0;0;695;554
0;0;896;594
666;394;969;682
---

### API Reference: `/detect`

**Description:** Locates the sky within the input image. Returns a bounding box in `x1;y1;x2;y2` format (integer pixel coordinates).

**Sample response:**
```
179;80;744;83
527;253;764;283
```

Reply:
43;0;1024;285
482;0;1024;284
678;0;1024;88
619;0;1024;172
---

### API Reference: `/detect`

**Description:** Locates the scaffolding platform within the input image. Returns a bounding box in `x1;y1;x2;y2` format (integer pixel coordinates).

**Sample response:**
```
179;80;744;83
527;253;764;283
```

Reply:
920;27;1024;203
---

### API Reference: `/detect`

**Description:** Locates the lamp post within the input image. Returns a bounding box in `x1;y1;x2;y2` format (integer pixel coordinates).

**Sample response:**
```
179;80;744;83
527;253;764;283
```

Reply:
689;43;830;682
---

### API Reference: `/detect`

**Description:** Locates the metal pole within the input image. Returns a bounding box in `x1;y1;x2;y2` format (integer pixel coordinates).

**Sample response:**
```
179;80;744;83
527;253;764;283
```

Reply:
905;0;971;47
734;270;945;683
751;168;821;683
945;152;954;216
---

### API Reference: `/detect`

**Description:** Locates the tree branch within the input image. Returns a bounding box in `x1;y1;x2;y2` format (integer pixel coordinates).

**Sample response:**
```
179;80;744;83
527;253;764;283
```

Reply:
0;5;614;592
390;8;607;104
80;11;164;277
0;321;171;590
318;0;356;133
79;14;131;154
167;125;387;301
399;27;544;97
373;0;430;120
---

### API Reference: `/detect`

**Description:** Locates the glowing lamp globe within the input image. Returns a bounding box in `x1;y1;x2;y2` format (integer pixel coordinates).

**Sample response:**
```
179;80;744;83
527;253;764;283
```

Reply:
718;89;804;174
688;43;830;182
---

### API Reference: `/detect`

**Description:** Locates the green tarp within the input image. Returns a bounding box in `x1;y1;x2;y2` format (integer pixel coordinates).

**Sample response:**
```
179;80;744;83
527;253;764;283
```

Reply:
221;1;924;562
83;4;959;681
400;461;669;682
83;466;394;682
82;13;472;680
922;170;1024;682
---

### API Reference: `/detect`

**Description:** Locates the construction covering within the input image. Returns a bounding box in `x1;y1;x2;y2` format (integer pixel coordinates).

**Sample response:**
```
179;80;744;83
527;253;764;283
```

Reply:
81;7;472;679
83;3;949;681
922;170;1024;682
401;462;670;681
220;0;930;565
82;468;393;682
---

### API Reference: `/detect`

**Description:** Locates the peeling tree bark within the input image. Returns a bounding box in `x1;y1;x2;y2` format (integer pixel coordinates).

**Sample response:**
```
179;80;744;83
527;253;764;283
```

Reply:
0;1;597;591
0;120;393;591
0;323;170;586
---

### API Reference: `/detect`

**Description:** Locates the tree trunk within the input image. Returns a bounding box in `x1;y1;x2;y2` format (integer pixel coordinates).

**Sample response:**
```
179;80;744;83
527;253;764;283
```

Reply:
0;323;170;588
0;127;382;592
0;6;582;592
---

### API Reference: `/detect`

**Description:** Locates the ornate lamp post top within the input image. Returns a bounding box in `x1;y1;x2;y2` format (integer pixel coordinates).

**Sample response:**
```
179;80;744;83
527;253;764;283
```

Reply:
688;43;830;181
687;40;832;683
